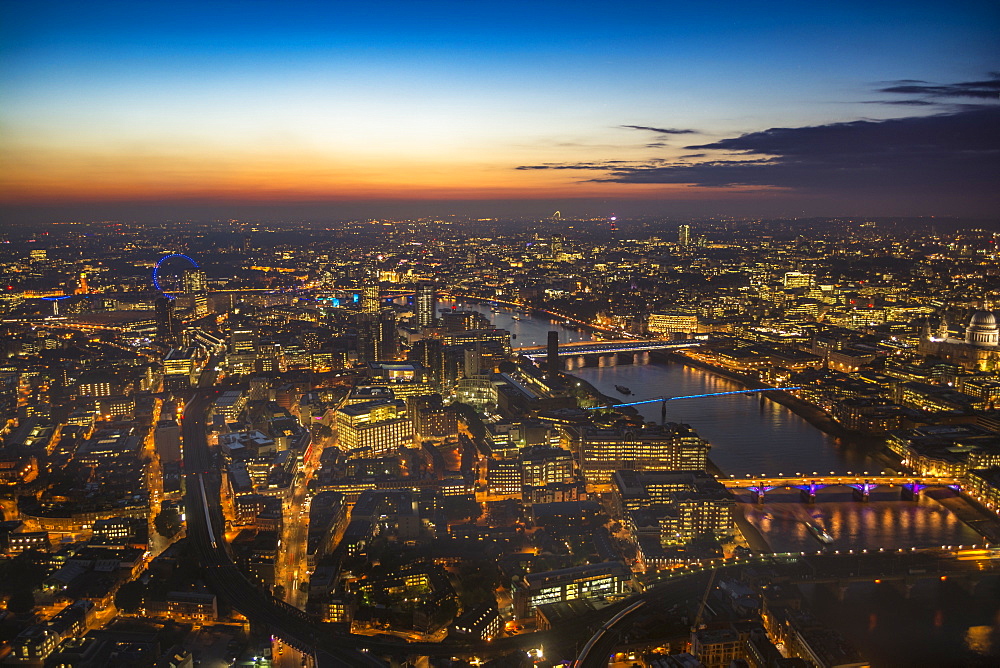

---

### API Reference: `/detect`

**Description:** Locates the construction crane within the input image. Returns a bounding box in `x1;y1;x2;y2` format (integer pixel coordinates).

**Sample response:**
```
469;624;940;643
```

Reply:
692;569;717;632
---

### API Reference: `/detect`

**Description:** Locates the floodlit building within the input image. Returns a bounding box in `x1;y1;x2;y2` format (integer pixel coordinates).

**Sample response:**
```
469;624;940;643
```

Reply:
335;399;412;456
511;562;632;618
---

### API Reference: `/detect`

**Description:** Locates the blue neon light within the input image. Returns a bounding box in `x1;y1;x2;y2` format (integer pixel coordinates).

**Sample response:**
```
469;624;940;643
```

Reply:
587;387;801;409
153;253;199;297
41;295;75;301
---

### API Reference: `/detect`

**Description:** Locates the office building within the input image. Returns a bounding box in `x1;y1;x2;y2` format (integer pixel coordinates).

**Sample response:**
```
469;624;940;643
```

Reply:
511;562;631;618
154;419;182;464
573;423;709;486
154;297;178;345
521;446;575;487
678;224;691;247
783;272;815;289
182;267;207;293
648;312;698;336
335;399;412;456
416;282;437;327
613;470;734;547
362;282;380;314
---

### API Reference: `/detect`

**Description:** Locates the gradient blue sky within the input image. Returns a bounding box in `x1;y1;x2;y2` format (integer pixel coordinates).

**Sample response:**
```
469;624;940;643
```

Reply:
2;1;998;219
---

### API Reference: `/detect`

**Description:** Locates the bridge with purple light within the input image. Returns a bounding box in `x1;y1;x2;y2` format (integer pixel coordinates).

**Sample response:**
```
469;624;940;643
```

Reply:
721;475;962;503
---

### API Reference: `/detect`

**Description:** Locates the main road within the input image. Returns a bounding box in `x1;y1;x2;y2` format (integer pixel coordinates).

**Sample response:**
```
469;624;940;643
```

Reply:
182;391;386;668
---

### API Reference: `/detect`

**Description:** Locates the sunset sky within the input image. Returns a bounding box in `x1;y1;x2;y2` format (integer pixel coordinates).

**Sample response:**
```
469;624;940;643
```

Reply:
2;1;998;220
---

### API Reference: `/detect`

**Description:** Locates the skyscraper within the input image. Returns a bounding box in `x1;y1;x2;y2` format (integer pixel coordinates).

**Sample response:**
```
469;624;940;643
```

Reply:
376;309;398;360
550;234;564;259
155;296;178;345
410;338;443;386
678;224;691;247
416;282;437;327
362;282;380;314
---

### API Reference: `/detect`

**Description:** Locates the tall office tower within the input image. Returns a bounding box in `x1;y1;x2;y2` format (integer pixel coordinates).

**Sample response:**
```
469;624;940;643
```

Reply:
376;309;398;360
678;224;691;247
155;297;178;345
182;268;207;293
409;338;443;385
547;331;560;376
355;313;377;363
362;282;380;314
550;234;564;259
416;282;437;327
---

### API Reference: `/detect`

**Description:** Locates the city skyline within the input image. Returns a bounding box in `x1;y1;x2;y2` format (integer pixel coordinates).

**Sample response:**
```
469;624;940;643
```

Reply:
2;1;998;223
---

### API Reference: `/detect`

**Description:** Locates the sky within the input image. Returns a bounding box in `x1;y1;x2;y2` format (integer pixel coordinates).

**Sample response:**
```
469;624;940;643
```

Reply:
1;1;998;221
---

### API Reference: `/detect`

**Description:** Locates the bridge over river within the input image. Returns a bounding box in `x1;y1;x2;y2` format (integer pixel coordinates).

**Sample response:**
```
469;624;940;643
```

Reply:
722;474;962;503
515;338;701;358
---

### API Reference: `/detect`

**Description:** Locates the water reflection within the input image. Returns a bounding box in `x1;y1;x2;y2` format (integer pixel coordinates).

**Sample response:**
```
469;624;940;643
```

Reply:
741;491;981;552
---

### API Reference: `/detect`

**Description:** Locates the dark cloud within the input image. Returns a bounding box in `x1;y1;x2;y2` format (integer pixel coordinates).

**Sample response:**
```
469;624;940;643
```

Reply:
874;73;1000;105
520;107;999;208
621;124;697;135
586;107;1000;194
864;99;936;106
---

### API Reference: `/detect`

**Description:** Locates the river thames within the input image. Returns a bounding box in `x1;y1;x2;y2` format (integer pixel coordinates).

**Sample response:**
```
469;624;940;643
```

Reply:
446;297;983;552
447;298;999;664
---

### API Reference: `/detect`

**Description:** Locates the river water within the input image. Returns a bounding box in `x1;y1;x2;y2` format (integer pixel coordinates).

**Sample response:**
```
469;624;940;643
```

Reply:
446;297;873;475
448;299;997;663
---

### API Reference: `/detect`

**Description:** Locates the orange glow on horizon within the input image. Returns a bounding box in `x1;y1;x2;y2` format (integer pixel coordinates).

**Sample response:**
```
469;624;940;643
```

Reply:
0;156;785;204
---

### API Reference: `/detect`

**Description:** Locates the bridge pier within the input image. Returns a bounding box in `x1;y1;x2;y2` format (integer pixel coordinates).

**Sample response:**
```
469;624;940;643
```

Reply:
889;579;915;599
851;482;876;502
799;482;824;503
901;482;925;500
821;581;850;602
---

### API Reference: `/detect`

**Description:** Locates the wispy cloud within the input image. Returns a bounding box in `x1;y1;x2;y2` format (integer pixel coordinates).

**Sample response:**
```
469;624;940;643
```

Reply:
621;125;698;135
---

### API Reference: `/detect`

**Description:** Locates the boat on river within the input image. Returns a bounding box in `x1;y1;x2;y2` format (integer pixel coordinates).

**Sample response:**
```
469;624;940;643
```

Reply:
806;523;834;544
615;384;632;395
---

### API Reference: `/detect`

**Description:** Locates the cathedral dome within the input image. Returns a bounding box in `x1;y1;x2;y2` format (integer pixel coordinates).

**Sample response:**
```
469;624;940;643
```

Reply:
970;310;997;327
967;310;999;348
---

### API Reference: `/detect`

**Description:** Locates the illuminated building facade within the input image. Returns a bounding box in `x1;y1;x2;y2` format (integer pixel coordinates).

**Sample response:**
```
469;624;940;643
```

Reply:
574;424;709;486
335;399;412;456
511;562;632;618
416;282;437;327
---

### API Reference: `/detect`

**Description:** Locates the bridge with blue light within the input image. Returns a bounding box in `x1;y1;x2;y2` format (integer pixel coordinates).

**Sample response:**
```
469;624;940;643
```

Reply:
516;339;702;358
587;387;800;410
721;474;962;503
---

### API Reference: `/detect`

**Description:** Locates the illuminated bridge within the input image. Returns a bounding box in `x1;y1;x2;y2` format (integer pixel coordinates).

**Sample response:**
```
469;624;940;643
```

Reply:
587;387;801;410
722;474;962;503
516;339;702;358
